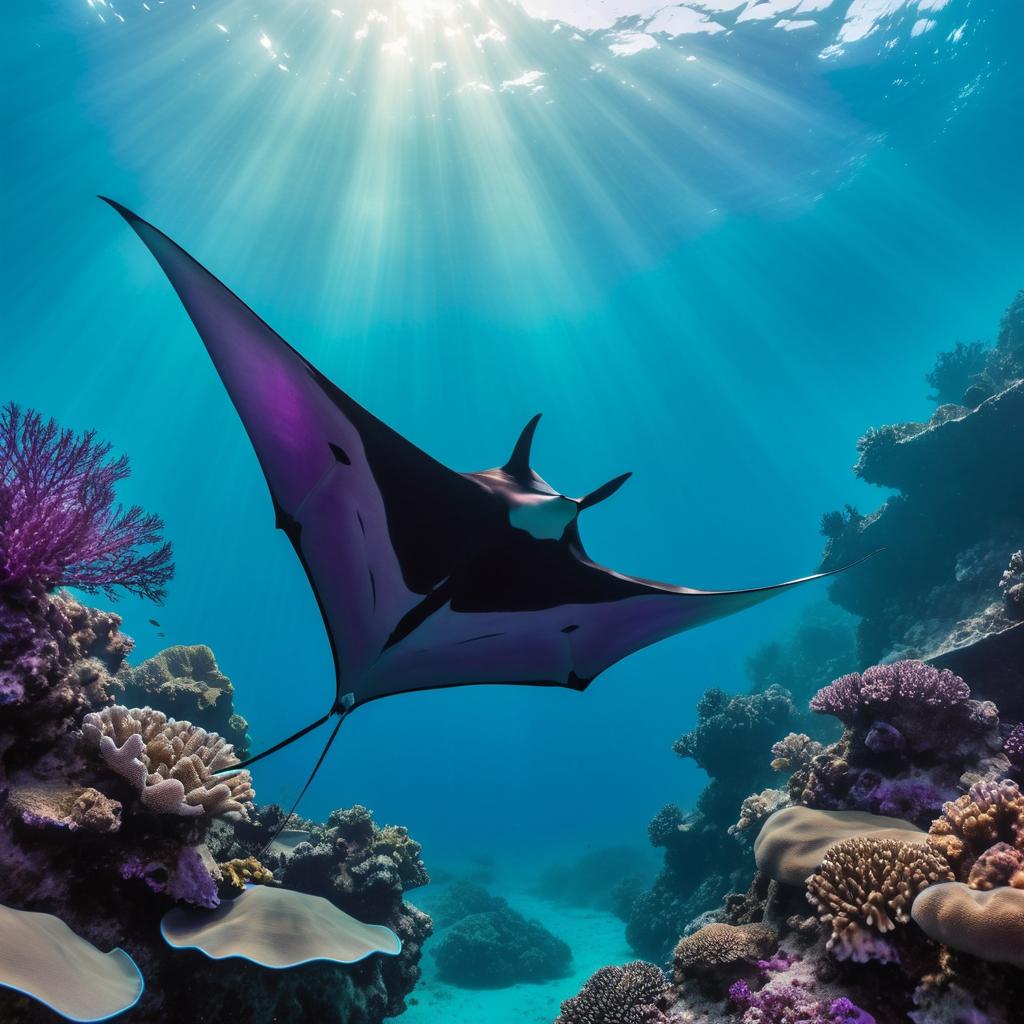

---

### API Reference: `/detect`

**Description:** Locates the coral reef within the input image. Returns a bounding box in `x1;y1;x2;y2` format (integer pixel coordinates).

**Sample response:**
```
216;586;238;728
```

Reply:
804;836;952;963
911;883;1024;967
81;704;254;819
113;644;250;757
554;961;668;1024
431;880;508;927
217;856;274;895
534;846;653;914
432;905;571;988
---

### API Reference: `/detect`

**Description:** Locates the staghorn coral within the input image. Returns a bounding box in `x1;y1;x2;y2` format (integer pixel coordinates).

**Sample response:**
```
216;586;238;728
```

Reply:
554;961;669;1024
926;778;1024;880
219;857;275;895
673;922;776;990
0;403;172;601
805;836;953;963
81;704;254;820
113;645;249;758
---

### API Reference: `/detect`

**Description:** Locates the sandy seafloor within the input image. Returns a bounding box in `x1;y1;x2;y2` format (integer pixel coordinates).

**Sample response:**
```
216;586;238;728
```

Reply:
393;862;638;1024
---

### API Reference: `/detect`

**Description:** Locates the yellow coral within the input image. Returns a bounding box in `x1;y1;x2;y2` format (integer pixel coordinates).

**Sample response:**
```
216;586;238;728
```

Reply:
218;857;274;894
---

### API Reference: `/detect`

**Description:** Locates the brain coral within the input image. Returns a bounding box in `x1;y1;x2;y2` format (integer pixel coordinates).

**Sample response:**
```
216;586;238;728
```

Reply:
806;836;953;963
555;961;668;1024
926;778;1024;879
672;922;777;986
82;704;254;819
911;882;1024;967
754;806;926;886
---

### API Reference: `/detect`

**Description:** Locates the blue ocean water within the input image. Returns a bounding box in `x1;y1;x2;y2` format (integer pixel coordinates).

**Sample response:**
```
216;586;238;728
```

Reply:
3;3;1023;1013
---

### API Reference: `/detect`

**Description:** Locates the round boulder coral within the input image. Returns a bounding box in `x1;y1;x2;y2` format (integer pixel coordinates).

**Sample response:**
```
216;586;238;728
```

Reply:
806;836;952;963
672;922;776;989
911;882;1024;967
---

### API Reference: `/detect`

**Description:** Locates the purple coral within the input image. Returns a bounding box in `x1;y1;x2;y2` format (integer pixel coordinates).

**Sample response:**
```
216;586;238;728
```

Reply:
810;661;969;722
554;961;669;1023
1005;723;1024;769
728;979;876;1024
0;403;173;600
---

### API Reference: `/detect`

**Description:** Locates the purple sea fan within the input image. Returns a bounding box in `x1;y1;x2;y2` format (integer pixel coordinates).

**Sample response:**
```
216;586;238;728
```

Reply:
0;403;173;600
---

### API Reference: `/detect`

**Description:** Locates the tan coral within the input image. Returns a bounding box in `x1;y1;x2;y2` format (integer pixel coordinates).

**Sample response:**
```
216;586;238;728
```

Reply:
219;857;275;895
927;778;1024;880
806;836;953;963
672;922;776;986
754;805;927;885
8;781;121;833
81;705;254;820
911;882;1024;967
964;842;1024;890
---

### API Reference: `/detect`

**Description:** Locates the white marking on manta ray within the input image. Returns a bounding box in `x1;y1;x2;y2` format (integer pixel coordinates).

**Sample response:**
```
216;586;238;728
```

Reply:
508;493;577;540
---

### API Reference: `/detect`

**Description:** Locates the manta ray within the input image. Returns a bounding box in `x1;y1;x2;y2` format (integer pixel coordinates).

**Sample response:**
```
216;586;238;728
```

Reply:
103;198;860;818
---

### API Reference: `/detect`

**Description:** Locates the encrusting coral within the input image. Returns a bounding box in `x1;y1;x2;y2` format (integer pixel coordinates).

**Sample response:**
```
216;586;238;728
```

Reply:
81;704;254;820
554;961;669;1024
805;836;953;963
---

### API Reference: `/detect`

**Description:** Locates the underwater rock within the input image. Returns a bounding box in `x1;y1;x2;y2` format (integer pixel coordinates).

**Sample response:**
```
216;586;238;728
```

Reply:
534;846;652;913
113;645;250;758
754;806;926;887
433;905;571;988
431;880;508;927
554;960;669;1024
8;780;121;833
805;835;952;964
161;885;401;967
0;902;143;1022
82;704;254;820
911;883;1024;967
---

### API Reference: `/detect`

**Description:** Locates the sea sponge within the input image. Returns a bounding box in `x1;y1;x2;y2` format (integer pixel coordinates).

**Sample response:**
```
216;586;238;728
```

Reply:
806;836;953;963
81;704;254;820
218;857;274;895
161;884;401;968
0;902;143;1022
672;922;777;986
911;882;1024;967
555;961;669;1024
754;805;926;886
926;778;1024;879
8;780;121;833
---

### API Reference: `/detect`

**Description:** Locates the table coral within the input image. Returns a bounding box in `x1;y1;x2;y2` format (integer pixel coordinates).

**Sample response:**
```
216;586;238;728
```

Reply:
554;961;668;1024
927;778;1024;880
81;704;254;820
805;836;953;964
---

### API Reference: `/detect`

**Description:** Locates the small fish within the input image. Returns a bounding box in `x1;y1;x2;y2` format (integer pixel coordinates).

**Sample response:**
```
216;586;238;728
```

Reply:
156;632;166;638
148;618;161;627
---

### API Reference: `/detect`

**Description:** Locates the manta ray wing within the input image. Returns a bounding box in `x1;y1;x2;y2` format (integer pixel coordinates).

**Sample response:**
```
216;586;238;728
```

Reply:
105;198;861;740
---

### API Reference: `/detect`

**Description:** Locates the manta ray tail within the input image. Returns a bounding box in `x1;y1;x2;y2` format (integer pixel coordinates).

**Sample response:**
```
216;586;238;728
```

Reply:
228;709;336;773
258;711;349;857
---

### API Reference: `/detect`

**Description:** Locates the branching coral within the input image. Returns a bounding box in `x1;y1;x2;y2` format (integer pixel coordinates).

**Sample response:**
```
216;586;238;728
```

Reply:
805;836;953;963
81;704;254;819
926;778;1024;881
771;733;825;774
219;857;275;895
554;961;669;1024
0;403;172;600
810;661;970;724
